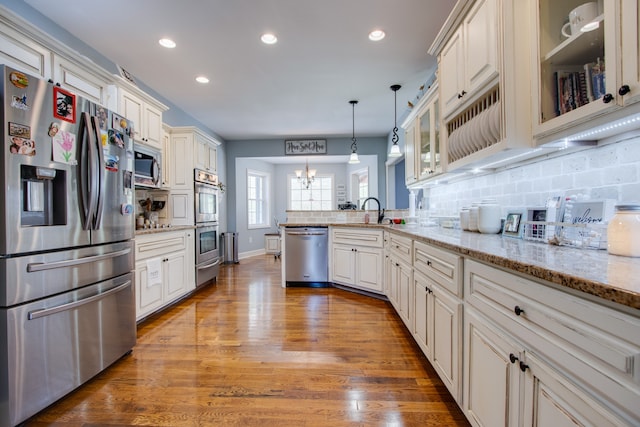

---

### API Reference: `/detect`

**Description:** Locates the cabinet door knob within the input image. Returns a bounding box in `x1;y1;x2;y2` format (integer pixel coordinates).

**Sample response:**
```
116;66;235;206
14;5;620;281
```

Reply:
514;306;524;316
426;260;432;266
602;93;614;103
509;353;518;364
619;85;631;96
519;361;529;372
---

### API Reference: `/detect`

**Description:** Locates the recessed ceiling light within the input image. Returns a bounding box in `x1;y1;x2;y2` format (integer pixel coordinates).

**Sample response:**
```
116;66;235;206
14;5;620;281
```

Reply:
261;33;278;44
195;76;210;84
158;38;176;48
368;29;385;41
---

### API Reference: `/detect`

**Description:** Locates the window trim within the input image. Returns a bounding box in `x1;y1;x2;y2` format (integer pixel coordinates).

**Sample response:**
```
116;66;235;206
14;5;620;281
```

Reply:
246;169;270;230
287;173;335;210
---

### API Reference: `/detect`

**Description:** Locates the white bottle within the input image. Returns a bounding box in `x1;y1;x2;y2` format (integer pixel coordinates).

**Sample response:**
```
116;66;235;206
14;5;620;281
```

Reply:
468;203;480;232
478;199;502;234
459;207;470;231
607;204;640;257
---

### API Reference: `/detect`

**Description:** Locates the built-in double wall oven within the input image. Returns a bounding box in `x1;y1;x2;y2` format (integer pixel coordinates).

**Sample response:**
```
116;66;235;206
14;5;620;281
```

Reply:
194;169;220;287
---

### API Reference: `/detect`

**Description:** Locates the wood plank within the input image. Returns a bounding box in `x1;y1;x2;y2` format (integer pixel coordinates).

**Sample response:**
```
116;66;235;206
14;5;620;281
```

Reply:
25;255;469;426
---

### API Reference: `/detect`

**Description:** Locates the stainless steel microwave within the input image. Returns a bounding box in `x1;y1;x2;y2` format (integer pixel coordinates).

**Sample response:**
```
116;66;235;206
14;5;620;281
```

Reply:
134;144;162;188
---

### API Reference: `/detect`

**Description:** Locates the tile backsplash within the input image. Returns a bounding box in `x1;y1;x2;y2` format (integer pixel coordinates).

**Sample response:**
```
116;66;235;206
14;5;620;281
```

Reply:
426;134;640;218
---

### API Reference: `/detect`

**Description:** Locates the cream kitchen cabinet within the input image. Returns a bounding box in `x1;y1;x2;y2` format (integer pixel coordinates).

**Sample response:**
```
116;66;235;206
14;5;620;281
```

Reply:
439;0;498;118
402;84;442;186
531;0;640;145
430;0;537;172
52;55;111;105
193;131;220;173
464;258;639;426
404;122;417;185
412;241;463;402
331;228;384;294
134;229;195;321
118;85;166;150
161;125;172;189
387;233;413;326
0;16;51;79
166;128;195;190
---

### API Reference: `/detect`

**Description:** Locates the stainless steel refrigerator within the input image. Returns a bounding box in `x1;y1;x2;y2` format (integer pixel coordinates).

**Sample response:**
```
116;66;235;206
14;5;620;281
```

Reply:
0;65;136;426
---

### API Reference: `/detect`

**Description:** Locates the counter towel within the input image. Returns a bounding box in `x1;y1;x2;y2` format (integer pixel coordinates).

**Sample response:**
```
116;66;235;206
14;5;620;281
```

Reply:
146;258;162;287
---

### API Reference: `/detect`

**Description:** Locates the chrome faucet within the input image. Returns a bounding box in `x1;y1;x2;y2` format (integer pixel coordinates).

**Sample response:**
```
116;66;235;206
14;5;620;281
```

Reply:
361;197;385;224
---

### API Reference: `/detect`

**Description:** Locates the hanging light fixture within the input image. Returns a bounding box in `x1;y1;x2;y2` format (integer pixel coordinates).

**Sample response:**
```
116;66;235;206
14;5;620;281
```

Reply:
348;100;360;164
294;158;316;189
388;84;402;157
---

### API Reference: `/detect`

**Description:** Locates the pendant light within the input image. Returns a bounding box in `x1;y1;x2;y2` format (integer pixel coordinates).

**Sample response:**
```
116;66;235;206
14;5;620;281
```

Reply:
388;84;402;157
348;100;360;164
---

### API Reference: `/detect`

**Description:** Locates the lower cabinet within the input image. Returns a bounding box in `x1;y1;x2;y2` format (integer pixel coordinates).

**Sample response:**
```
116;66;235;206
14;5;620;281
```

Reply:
331;228;384;293
464;306;629;427
134;229;195;321
388;257;412;327
413;270;463;403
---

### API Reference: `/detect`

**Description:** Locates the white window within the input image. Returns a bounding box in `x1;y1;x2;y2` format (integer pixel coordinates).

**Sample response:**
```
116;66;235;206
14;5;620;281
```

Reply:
351;168;369;207
247;170;270;229
289;174;334;210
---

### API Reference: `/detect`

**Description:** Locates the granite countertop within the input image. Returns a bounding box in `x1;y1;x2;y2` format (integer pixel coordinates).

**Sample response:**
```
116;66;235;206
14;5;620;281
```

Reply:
281;222;640;310
135;225;195;236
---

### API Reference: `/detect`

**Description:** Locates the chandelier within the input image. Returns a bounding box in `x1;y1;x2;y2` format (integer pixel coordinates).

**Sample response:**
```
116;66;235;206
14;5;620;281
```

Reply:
295;159;316;189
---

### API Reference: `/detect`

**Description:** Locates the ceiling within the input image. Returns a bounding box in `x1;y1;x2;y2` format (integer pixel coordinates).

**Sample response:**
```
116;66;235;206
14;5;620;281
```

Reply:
24;0;457;141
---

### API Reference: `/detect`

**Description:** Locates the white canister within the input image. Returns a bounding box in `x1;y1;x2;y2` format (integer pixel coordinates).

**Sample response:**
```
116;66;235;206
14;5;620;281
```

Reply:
468;203;480;232
607;204;640;257
460;207;470;231
478;199;502;234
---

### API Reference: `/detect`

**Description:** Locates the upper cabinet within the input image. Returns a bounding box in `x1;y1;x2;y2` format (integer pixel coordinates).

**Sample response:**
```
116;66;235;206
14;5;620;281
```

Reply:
440;0;498;118
117;83;167;150
430;0;537;172
531;0;640;144
0;9;112;106
403;83;442;187
193;131;220;174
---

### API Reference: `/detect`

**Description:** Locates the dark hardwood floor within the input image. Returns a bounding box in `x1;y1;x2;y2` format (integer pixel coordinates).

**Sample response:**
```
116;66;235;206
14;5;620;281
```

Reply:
25;255;469;426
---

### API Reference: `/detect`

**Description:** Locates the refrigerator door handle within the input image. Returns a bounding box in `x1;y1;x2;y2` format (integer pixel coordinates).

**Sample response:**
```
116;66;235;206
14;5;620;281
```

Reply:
91;115;106;229
27;280;131;320
26;247;132;272
78;112;98;229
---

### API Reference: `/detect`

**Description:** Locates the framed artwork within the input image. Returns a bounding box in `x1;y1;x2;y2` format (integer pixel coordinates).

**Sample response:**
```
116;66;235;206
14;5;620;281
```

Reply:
53;87;76;123
285;139;327;155
503;212;523;238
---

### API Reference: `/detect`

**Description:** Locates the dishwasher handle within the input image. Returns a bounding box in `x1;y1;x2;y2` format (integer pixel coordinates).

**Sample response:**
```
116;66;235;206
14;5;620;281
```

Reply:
286;231;327;236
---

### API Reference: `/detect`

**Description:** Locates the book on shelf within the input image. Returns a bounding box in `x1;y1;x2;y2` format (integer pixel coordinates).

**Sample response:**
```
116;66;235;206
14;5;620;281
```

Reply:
553;58;605;118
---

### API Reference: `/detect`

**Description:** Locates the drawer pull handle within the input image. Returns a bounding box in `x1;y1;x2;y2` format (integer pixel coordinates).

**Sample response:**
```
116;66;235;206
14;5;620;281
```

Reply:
514;306;524;316
509;353;518;364
519;361;529;372
426;260;432;266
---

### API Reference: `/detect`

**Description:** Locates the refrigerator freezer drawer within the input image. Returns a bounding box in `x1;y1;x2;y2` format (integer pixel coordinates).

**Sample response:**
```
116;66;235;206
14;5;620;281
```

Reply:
0;241;133;307
0;273;136;427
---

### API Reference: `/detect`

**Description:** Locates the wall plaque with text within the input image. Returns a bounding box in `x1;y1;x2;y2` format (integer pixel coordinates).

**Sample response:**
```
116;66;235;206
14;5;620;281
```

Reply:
284;139;327;155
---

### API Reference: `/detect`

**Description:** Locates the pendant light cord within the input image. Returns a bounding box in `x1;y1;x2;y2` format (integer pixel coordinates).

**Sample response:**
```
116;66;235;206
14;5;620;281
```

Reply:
390;84;401;144
350;100;358;153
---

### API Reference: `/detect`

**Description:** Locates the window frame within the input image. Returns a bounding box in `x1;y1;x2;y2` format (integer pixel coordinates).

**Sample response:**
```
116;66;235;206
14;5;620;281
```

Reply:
246;169;270;230
287;173;335;211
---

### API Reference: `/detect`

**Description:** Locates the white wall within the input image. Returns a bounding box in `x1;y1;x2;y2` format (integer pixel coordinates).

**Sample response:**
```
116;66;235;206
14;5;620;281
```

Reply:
426;133;640;218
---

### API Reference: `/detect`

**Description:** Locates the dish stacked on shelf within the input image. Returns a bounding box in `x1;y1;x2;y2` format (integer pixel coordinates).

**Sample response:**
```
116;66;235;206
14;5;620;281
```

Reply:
448;100;501;163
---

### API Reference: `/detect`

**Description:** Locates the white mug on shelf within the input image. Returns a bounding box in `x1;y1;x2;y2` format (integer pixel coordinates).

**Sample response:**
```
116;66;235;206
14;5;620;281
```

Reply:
561;2;599;38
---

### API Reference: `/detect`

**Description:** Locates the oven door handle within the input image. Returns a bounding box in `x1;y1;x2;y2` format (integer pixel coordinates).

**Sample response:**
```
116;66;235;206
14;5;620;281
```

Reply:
197;258;220;270
26;248;132;272
27;280;131;320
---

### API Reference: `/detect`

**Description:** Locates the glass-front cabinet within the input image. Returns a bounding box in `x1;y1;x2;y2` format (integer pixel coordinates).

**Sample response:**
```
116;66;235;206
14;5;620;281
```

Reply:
532;0;640;143
417;95;441;179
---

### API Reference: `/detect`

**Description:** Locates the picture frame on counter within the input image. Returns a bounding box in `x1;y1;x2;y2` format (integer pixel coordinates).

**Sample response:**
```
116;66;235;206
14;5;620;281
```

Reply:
503;212;523;238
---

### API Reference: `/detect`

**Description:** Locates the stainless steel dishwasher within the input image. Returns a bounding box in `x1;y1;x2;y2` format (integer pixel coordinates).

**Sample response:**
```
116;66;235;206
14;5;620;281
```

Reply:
285;227;329;287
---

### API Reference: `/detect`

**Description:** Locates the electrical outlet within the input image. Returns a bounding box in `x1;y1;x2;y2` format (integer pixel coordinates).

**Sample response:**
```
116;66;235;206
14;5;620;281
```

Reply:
249;237;253;243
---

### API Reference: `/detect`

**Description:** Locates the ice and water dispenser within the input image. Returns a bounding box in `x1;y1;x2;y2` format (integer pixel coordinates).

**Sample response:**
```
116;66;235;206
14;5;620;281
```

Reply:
20;164;66;226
